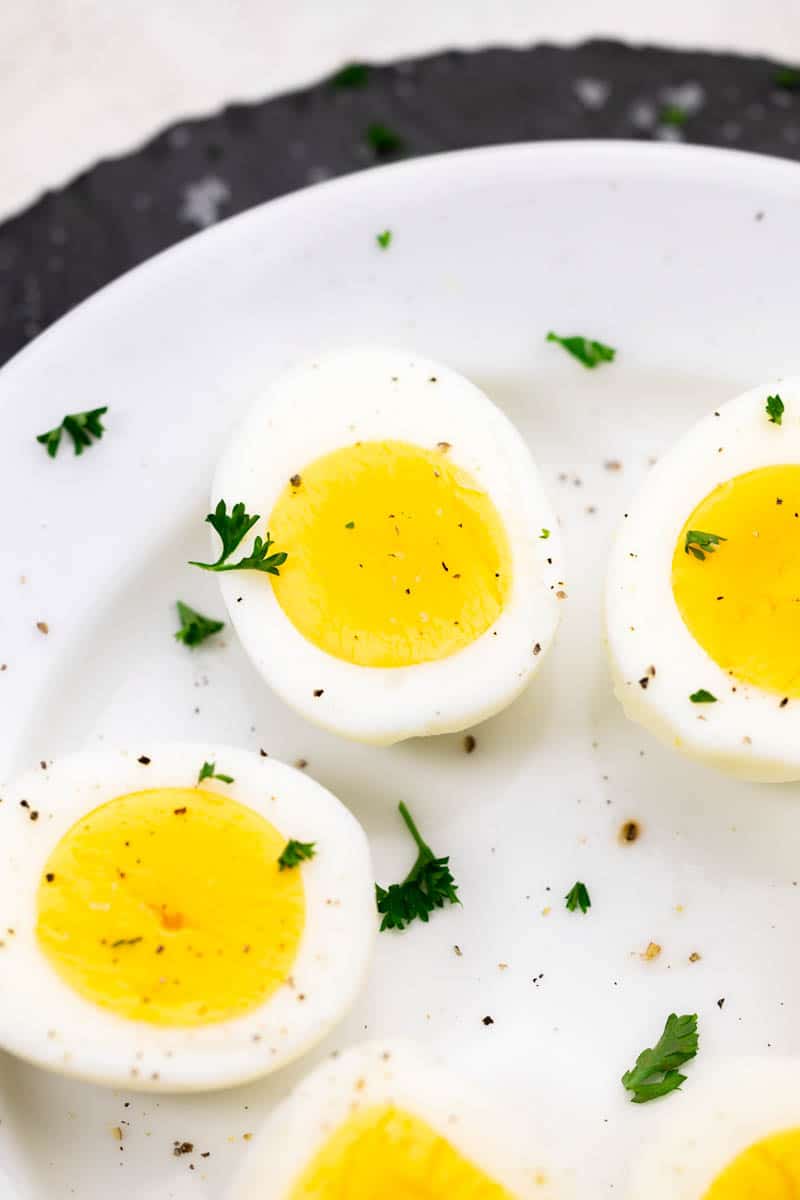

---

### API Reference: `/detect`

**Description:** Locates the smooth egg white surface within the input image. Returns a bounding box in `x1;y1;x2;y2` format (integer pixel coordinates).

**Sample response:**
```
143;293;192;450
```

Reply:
227;1039;569;1200
0;744;375;1092
212;347;564;745
606;378;800;781
629;1057;800;1198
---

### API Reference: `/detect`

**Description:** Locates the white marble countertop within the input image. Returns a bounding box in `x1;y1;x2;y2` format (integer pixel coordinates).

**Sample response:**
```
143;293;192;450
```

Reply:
2;1;800;222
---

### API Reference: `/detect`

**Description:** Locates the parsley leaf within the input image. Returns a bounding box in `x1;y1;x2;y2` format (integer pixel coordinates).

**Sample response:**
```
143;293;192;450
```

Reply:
278;839;317;870
174;601;224;648
540;528;551;539
37;407;108;458
376;229;392;249
376;802;460;932
621;1013;699;1104
366;123;404;157
684;529;726;561
197;761;234;785
331;62;369;88
190;500;287;575
775;66;800;89
546;331;616;369
660;104;688;127
690;689;717;704
766;393;785;425
565;881;591;913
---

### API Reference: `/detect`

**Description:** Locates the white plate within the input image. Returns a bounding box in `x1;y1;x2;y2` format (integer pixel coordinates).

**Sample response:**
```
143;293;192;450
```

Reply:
3;141;800;1199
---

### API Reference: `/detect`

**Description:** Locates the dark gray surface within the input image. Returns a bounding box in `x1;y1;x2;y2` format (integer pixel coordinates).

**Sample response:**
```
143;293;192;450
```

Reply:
1;39;799;365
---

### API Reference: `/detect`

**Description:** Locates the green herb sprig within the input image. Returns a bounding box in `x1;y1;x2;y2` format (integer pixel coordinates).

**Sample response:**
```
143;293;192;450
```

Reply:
546;332;616;369
190;501;287;575
197;761;234;785
621;1013;699;1104
174;601;224;648
690;689;717;704
376;802;460;931
684;530;726;561
565;881;591;913
366;123;404;157
331;62;369;88
766;394;785;425
37;407;108;458
376;230;392;249
278;839;317;870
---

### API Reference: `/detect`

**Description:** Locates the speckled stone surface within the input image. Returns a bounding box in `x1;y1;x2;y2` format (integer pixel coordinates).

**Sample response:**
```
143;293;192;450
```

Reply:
1;39;799;366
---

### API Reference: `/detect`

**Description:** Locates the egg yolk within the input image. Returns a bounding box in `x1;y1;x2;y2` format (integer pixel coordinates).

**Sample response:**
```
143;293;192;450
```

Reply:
288;1104;515;1199
35;787;305;1026
268;440;512;668
672;465;800;697
703;1127;800;1198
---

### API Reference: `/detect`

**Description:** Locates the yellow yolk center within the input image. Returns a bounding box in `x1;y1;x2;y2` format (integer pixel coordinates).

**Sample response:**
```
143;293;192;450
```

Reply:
672;465;800;697
288;1104;515;1199
703;1128;800;1198
268;440;512;668
36;787;305;1026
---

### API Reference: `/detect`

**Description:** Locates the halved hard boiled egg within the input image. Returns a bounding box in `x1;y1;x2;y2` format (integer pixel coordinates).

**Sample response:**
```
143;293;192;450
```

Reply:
227;1040;566;1199
630;1057;800;1198
0;744;375;1091
607;379;800;780
212;347;564;744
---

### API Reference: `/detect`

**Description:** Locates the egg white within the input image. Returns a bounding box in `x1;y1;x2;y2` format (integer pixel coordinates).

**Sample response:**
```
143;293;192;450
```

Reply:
606;377;800;781
629;1057;800;1198
212;347;564;745
0;744;375;1092
227;1039;569;1199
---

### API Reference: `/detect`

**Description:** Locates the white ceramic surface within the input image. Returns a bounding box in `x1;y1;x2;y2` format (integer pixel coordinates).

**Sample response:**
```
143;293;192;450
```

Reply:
2;141;800;1198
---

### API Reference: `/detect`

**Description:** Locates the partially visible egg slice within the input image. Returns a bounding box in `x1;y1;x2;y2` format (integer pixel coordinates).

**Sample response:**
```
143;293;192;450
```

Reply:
213;347;564;745
606;378;800;780
0;745;375;1091
227;1040;568;1199
630;1057;800;1198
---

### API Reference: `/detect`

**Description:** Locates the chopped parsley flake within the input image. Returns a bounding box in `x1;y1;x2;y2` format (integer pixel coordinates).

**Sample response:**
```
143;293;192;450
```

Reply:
622;1013;699;1104
690;689;717;704
540;528;551;539
197;761;234;784
565;881;591;913
278;839;317;870
174;601;224;648
546;331;616;369
766;393;785;425
37;407;108;458
684;529;726;561
331;62;369;88
376;802;460;932
344;521;355;529
376;230;392;249
365;123;404;157
660;104;688;127
775;66;800;89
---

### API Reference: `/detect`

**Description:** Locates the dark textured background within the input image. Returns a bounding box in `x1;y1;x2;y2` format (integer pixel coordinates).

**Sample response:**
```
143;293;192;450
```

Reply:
1;39;799;365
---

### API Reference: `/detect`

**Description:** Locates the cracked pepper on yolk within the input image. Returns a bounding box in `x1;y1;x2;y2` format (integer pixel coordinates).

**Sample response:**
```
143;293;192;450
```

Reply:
268;440;512;668
703;1128;800;1198
35;787;304;1026
288;1104;516;1199
672;465;800;697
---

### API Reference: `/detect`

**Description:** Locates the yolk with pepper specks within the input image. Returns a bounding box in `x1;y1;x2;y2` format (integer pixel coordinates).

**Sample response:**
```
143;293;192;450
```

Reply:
268;440;512;668
36;788;304;1026
672;465;800;697
702;1127;800;1198
288;1104;515;1199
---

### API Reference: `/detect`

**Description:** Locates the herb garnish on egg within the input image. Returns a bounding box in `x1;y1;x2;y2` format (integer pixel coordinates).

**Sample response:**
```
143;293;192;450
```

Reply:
190;500;287;575
766;393;785;424
689;689;717;704
197;761;235;784
376;802;460;931
278;839;317;870
37;406;108;457
375;230;392;250
564;881;591;913
174;601;224;647
546;331;616;368
622;1012;699;1104
684;529;726;561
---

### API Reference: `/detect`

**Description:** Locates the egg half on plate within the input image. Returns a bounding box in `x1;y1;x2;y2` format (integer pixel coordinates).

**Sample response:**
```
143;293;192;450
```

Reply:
630;1057;800;1198
607;379;800;780
227;1040;567;1199
0;744;375;1091
211;347;564;745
